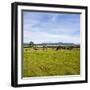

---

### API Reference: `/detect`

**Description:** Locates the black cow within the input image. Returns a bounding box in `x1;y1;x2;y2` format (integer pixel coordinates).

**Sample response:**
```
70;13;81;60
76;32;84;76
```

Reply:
56;46;62;50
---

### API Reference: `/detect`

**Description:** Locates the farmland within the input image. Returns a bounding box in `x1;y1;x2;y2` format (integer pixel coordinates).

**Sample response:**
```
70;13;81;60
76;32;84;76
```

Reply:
22;47;80;77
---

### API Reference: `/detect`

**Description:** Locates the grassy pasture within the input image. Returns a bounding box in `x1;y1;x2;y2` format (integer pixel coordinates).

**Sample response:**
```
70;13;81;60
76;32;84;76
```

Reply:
23;48;80;77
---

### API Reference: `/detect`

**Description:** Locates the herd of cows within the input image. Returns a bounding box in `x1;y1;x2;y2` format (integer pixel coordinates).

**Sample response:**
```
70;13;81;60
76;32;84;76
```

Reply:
24;45;80;51
55;45;80;50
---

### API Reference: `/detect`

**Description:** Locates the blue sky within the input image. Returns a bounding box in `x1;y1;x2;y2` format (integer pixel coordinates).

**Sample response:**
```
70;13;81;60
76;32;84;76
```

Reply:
23;11;80;44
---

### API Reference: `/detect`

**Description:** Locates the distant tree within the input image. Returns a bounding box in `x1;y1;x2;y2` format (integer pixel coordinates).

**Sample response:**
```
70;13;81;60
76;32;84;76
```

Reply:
29;41;34;47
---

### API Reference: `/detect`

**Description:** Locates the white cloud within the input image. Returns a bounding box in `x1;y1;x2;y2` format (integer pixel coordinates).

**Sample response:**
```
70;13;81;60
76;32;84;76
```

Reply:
24;30;80;44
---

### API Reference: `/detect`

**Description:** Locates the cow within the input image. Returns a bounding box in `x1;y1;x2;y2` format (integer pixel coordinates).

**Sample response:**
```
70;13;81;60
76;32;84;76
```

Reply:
56;46;62;51
42;45;47;50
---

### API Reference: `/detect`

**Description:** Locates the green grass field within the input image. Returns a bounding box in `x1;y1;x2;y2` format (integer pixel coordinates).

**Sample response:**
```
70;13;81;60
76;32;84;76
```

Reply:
23;48;80;77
